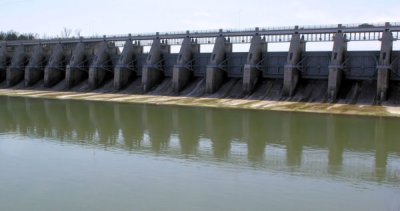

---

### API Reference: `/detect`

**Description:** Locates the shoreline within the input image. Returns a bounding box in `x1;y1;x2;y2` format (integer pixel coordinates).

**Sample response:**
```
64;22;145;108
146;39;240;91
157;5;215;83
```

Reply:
0;88;399;118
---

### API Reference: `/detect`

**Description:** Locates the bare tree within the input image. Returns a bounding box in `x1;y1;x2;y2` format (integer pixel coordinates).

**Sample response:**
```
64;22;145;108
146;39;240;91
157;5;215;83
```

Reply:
61;27;72;38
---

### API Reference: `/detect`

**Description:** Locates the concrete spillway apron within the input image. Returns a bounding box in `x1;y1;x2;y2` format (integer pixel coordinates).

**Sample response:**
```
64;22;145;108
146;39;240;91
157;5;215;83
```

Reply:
0;89;399;118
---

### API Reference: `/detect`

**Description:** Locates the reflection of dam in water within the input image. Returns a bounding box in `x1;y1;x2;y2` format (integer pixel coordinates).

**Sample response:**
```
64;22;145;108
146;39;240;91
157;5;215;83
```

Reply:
0;96;399;183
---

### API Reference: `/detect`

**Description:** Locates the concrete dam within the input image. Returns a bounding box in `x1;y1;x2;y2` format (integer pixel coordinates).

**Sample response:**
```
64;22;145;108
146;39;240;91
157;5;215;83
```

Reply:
1;22;400;106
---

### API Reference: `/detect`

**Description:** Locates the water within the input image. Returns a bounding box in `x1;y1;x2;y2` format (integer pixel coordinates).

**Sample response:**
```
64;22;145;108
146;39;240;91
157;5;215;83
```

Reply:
0;96;399;211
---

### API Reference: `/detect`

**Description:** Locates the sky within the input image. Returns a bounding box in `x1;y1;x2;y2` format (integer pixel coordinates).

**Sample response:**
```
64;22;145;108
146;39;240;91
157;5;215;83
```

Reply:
0;0;399;36
0;0;399;51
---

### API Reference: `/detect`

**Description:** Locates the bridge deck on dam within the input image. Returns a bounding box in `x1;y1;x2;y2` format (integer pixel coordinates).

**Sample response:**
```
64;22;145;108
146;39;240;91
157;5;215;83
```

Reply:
1;22;400;106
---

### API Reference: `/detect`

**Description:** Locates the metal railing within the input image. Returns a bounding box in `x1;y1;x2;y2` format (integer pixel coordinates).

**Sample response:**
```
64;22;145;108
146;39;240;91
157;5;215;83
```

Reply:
1;22;400;47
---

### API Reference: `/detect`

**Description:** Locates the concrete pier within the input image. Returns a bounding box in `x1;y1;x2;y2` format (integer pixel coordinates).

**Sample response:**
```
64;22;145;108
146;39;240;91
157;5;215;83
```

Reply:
376;29;393;101
0;44;10;82
25;45;49;86
172;36;200;92
142;38;170;92
114;40;142;90
242;33;267;94
88;42;118;89
205;35;232;94
283;32;305;97
66;43;91;88
6;45;28;87
44;44;69;87
327;31;347;101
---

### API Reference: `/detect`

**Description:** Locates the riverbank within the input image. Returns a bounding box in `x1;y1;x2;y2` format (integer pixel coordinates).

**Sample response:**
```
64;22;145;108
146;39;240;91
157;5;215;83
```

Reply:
0;88;399;117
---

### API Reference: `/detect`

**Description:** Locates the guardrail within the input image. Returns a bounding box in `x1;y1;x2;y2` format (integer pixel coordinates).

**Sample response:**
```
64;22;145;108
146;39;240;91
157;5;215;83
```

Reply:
1;22;400;46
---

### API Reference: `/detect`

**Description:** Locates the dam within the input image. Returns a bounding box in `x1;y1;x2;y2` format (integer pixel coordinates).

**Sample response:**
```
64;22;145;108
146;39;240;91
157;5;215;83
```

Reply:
1;22;400;106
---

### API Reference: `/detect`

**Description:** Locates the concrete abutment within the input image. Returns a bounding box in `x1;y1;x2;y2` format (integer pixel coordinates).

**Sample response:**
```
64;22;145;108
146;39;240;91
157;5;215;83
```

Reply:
172;36;200;93
114;40;142;90
88;42;119;89
283;32;305;97
7;45;28;87
44;44;70;87
0;44;10;82
66;43;93;88
25;45;49;87
376;29;393;101
142;38;170;92
242;33;267;94
327;31;347;101
205;35;232;94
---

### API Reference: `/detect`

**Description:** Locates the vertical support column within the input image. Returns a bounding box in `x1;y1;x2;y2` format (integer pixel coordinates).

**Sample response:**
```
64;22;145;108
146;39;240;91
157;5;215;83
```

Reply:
25;45;49;86
205;34;232;94
142;37;170;92
0;44;10;82
172;35;200;93
243;31;267;94
114;40;143;90
377;24;393;101
328;31;347;101
283;31;305;97
66;42;90;88
89;42;117;89
44;44;68;87
7;45;27;87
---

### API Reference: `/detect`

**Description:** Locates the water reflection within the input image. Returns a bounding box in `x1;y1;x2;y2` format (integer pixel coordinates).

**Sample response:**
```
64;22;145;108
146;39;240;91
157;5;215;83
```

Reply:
0;96;399;183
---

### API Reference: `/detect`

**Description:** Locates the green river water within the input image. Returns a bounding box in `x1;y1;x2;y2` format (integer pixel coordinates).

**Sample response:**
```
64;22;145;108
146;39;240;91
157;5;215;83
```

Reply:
0;96;399;211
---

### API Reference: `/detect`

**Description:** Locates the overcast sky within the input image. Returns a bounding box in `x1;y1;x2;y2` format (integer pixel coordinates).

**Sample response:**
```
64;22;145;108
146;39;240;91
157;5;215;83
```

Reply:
0;0;399;37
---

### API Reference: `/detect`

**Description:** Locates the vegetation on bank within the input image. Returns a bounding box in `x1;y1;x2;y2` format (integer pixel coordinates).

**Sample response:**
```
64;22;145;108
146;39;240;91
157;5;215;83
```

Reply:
0;31;36;41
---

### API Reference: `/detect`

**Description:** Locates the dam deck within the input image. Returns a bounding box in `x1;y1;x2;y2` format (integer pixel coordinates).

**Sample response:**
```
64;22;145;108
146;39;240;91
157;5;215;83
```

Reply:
1;22;400;106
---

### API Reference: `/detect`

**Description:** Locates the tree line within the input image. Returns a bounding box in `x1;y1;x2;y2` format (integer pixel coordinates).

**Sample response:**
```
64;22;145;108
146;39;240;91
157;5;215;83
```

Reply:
0;31;36;41
0;28;82;41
